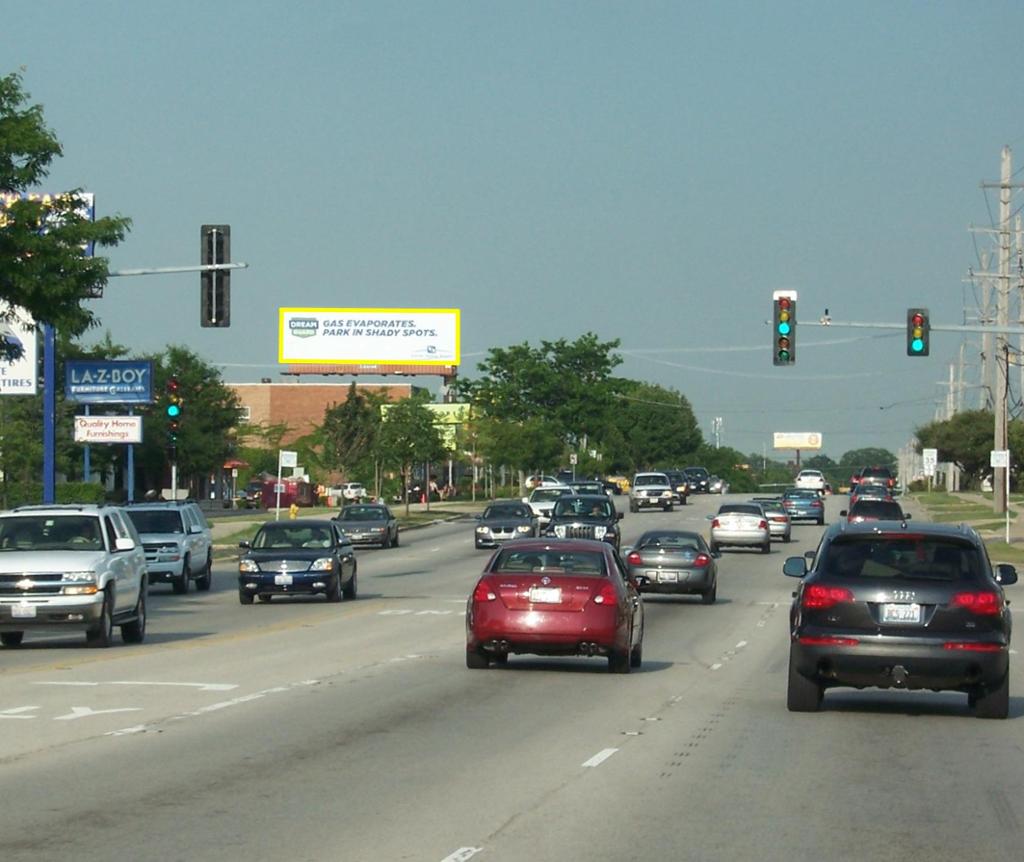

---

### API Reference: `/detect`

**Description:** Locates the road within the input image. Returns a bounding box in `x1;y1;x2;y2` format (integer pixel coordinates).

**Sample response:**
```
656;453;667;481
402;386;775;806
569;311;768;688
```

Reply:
1;493;1022;861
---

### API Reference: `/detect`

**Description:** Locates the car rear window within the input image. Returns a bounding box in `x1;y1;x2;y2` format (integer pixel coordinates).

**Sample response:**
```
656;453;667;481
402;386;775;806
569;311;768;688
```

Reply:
849;501;904;519
341;507;386;521
492;548;607;576
822;536;983;581
638;533;701;551
719;504;763;516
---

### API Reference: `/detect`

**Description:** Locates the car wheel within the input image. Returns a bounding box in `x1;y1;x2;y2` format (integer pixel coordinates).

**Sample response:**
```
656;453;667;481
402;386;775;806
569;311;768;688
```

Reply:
121;584;147;644
974;674;1010;719
701;581;717;605
629;636;643;669
710;541;721;554
326;573;342;602
257;594;272;603
239;590;254;605
382;532;392;550
629;501;638;513
817;518;825;526
787;648;822;712
173;558;190;595
342;568;358;600
664;503;673;513
783;533;791;543
466;648;490;669
86;589;115;648
608;648;631;674
761;542;771;554
195;553;213;591
393;530;400;547
1;631;24;647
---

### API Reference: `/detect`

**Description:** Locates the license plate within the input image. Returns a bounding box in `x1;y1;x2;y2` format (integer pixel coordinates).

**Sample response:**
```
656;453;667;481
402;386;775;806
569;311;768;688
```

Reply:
882;603;921;624
12;603;36;619
529;587;561;604
658;572;678;583
274;574;293;586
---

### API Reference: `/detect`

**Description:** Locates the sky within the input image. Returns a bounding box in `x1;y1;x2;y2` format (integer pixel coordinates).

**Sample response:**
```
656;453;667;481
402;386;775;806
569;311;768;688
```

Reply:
8;1;1024;461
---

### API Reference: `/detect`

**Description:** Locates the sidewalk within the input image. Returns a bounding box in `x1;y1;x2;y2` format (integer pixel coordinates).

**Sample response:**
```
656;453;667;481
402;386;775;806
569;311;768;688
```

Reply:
908;490;1022;545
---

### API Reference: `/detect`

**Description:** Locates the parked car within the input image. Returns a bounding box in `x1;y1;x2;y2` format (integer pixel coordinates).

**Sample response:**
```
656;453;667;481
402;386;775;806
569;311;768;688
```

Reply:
662;470;690;505
124;501;213;593
683;466;711;494
544;494;623;551
474;501;538;549
333;503;399;548
0;504;147;647
237;518;357;604
752;496;792;543
465;539;644;672
781;488;825;525
625;529;719;603
841;499;906;523
629;472;674;513
784;521;1017;717
708;502;770;553
522;485;573;527
794;469;827;494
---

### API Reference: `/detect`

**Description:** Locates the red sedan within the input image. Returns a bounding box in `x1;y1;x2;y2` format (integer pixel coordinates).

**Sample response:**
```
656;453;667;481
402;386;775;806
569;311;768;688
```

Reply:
466;539;644;673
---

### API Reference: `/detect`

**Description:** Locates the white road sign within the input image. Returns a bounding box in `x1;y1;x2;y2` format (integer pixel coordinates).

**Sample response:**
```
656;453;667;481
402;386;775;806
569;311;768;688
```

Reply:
74;415;143;444
279;450;298;468
922;448;938;477
991;450;1010;469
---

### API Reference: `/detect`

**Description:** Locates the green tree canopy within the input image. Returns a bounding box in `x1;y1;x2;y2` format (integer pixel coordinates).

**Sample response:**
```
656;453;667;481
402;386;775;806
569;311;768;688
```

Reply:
0;71;130;357
839;447;897;469
607;381;703;472
915;411;993;485
376;393;447;512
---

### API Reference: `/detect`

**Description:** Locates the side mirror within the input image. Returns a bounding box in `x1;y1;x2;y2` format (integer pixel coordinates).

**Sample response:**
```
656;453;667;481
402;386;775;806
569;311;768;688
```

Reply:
996;564;1018;586
239;540;251;550
840;510;848;517
783;556;807;578
521;496;529;504
710;549;722;559
903;513;912;519
475;514;482;521
114;537;136;552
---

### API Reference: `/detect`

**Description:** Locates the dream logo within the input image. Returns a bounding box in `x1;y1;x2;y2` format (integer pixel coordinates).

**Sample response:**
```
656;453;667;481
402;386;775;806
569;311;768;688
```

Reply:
289;318;319;338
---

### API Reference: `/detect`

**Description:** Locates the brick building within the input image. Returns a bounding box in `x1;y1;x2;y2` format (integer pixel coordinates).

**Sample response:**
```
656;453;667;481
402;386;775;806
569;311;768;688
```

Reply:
228;381;425;445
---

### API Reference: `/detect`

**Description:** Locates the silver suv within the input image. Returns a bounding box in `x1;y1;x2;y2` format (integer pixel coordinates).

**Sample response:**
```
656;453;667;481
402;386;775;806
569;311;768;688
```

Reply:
125;502;213;593
0;504;147;647
629;473;674;513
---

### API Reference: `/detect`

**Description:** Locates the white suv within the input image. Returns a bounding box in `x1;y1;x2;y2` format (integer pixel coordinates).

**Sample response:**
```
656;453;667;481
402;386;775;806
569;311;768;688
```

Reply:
342;483;367;502
0;504;147;647
125;502;214;594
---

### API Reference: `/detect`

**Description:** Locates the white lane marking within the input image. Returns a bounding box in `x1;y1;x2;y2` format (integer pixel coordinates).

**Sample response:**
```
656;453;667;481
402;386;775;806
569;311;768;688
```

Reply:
430;547;442;553
55;706;142;721
187;693;266;715
582;747;619;768
735;641;748;650
35;681;237;692
441;849;483;862
710;663;723;671
0;706;39;719
107;725;147;737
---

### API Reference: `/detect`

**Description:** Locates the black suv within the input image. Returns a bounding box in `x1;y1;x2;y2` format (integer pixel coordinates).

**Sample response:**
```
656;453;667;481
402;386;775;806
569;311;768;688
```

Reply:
543;494;623;551
784;521;1016;718
683;467;711;494
850;465;895;494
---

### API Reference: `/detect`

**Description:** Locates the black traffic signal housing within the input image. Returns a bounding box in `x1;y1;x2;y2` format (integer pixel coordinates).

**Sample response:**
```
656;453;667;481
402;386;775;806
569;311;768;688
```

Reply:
166;376;182;460
773;295;796;365
201;224;231;327
906;308;930;356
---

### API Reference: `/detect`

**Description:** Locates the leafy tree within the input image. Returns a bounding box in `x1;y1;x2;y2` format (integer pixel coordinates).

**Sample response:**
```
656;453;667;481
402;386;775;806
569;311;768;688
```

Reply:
839;447;897;469
376;393;447;514
608;381;703;472
319;382;386;490
915;411;993;487
476;415;565;483
0;71;130;357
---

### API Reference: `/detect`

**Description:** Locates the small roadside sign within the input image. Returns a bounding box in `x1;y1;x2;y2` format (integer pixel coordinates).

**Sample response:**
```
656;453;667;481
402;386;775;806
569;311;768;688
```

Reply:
991;450;1010;469
922;448;938;477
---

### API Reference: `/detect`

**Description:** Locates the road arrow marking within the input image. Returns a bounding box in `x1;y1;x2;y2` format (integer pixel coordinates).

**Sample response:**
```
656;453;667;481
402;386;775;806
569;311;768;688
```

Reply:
0;706;40;719
55;706;143;721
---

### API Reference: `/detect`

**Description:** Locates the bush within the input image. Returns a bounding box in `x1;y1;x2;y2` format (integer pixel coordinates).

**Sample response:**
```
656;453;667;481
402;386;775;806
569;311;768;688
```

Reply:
0;481;110;509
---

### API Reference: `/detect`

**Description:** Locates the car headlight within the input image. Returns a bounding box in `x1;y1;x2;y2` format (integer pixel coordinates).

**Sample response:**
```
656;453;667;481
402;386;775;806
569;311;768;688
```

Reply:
593;525;608;538
476;526;489;534
553;525;567;537
516;525;533;534
369;527;384;533
310;558;335;571
62;572;98;595
239;559;259;573
63;572;97;583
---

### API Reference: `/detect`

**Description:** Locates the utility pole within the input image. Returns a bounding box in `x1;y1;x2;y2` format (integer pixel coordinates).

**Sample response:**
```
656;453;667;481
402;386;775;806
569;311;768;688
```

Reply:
994;146;1011;513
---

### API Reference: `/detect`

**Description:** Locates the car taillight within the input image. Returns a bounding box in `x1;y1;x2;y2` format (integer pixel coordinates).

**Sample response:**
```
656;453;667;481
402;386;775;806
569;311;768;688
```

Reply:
472;581;497;602
943;642;1004;652
798;635;859;646
811;500;822;508
802;584;854;609
592;583;618;605
693;553;711;567
951;591;1001;615
711;518;721;528
758;520;768;530
626;551;643;565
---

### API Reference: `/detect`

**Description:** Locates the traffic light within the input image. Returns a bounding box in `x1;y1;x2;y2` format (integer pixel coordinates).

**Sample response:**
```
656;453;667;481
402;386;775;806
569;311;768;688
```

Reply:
906;308;930;356
201;224;231;327
773;294;796;365
166;376;182;460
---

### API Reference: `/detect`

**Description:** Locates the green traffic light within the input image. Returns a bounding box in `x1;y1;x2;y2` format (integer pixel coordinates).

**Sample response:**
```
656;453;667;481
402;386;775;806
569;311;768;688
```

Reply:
167;404;181;418
911;338;924;353
777;321;790;336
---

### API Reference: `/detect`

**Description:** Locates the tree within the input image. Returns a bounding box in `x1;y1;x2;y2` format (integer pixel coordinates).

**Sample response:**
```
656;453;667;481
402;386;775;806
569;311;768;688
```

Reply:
476;415;565;480
0;71;130;358
606;381;703;471
839;448;897;470
376;394;447;514
320;382;385;488
915;411;993;487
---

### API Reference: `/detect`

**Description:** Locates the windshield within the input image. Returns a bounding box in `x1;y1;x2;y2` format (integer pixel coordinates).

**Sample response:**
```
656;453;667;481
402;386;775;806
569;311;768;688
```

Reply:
552;498;614;518
492;547;607;576
0;515;104;552
253;524;333;550
822;536;982;581
126;510;185;534
483;505;531;519
635;474;668;486
340;507;386;521
531;488;568;502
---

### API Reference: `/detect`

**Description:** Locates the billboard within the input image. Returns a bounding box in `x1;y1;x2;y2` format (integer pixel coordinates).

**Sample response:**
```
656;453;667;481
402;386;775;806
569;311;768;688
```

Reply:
773;432;822;450
65;360;154;404
0;303;38;396
279;308;460;366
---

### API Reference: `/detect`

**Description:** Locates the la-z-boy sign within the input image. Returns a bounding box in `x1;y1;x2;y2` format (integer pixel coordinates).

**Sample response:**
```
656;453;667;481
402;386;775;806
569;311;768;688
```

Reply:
65;360;153;404
74;416;143;444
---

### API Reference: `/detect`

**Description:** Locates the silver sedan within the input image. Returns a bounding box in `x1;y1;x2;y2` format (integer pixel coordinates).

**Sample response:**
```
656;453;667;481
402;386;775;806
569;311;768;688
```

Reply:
708;503;770;554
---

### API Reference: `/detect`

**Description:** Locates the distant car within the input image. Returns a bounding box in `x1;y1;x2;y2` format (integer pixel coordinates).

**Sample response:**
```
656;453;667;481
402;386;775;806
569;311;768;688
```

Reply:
555;469;576;485
708;503;770;553
544;494;623;551
625;529;719;603
781;488;825;525
629;472;674;513
525;475;560;491
708;475;729;494
522;485;573;527
474;501;538;549
849;483;893;506
333;503;399;548
850;465;896;494
124;501;214;593
240;480;265;509
465;539;644;672
341;483;367;502
683;467;711;494
238;518;357;604
841;499;907;523
662;470;690;505
752;497;791;543
598;477;623;496
784;521;1017;717
794;470;827;493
